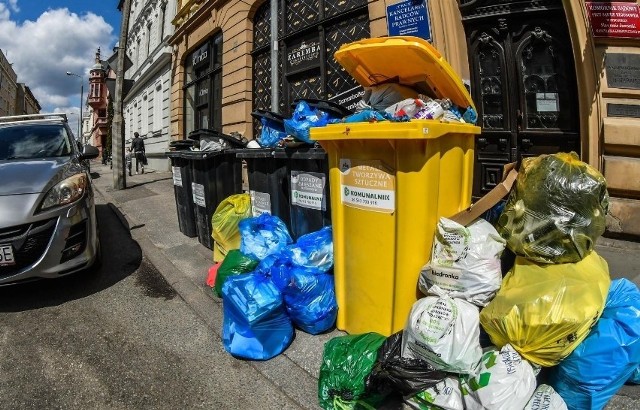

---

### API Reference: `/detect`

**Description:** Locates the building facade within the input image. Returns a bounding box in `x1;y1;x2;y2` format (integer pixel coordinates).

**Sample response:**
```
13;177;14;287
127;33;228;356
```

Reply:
122;0;176;171
0;49;18;117
15;84;41;115
85;49;113;157
163;0;640;237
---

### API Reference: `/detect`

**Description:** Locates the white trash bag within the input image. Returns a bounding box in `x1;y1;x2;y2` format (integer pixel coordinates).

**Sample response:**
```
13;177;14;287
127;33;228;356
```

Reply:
401;286;482;375
405;377;464;410
419;217;506;307
524;384;568;410
460;344;536;410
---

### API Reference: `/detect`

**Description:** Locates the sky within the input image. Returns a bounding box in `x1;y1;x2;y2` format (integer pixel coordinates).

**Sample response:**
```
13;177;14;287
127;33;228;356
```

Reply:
0;0;121;128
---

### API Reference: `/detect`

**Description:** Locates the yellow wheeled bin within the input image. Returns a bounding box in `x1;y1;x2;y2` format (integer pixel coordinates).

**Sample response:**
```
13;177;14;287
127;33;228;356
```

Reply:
311;36;481;336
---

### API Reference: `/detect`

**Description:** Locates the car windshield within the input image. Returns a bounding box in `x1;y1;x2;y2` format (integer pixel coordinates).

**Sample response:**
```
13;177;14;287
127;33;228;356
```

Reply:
0;123;72;160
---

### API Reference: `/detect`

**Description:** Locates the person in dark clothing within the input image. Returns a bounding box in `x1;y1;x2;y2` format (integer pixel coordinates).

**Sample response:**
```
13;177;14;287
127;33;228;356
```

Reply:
129;132;146;174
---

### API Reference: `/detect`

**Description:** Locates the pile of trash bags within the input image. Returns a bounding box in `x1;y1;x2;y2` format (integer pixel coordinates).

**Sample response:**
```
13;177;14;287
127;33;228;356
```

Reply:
210;213;337;360
317;152;640;410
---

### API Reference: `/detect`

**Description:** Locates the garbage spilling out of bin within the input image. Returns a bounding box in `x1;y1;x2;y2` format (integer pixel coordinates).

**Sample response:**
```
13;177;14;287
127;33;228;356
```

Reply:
169;36;640;410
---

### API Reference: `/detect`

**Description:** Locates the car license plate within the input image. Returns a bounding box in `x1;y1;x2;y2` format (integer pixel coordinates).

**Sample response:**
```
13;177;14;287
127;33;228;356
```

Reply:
0;244;15;266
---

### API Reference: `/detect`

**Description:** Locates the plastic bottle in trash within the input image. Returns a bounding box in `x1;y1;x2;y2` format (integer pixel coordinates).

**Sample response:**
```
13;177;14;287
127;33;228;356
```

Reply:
415;99;446;120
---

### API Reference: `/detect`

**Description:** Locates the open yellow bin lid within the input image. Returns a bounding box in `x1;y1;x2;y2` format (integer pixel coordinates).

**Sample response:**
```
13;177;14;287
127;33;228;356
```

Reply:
334;36;476;110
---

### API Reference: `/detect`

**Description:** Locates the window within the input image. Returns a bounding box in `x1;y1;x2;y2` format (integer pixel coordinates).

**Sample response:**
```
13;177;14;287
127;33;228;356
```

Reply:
154;82;163;132
146;24;152;57
158;4;166;42
251;0;369;137
142;94;149;135
183;32;223;136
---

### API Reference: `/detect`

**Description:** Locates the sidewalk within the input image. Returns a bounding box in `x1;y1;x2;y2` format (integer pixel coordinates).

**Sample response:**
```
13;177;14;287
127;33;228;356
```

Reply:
90;161;640;409
91;162;337;410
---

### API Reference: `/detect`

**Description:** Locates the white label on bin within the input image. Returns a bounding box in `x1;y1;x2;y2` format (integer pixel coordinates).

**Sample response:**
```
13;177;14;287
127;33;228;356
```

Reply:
339;159;395;213
291;171;326;211
250;190;271;216
172;166;182;187
191;182;206;207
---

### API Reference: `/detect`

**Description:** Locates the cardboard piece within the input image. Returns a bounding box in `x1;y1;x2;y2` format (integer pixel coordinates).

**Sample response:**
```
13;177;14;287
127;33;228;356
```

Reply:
449;163;518;226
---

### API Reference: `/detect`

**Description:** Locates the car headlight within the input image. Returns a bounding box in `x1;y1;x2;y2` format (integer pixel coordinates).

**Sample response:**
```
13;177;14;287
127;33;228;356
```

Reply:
39;173;89;211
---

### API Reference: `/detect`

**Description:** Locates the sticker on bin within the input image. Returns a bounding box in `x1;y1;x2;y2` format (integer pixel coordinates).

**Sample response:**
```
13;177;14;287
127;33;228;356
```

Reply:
291;171;326;211
339;159;395;213
172;166;182;187
191;182;206;207
250;191;272;216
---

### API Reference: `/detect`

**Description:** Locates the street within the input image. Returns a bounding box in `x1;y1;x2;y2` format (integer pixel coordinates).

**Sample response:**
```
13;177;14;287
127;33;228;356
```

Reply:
0;196;301;409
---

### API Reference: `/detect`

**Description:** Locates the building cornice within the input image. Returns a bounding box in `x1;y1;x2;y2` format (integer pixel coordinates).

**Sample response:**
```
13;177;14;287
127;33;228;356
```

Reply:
123;51;172;103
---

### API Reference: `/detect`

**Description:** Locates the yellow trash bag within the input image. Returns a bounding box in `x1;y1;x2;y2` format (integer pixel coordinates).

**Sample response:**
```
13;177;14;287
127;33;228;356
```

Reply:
211;193;252;262
479;251;610;367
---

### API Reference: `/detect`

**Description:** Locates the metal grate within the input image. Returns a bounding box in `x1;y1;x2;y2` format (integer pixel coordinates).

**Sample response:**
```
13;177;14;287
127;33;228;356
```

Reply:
325;12;369;100
253;2;271;49
0;218;57;277
286;0;320;34
288;74;323;104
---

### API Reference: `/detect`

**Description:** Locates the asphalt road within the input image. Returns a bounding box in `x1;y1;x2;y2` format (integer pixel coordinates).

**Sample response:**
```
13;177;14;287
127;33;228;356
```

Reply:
0;198;301;409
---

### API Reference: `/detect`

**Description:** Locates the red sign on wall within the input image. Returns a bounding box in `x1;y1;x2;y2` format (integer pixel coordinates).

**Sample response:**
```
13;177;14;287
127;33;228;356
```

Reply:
586;2;640;38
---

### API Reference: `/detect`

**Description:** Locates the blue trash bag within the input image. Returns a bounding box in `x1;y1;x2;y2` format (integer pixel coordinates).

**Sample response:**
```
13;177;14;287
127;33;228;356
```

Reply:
258;117;287;148
289;226;334;273
266;249;324;292
283;100;330;144
282;271;337;335
549;278;640;410
628;366;640;384
222;272;294;360
239;214;293;260
343;109;388;123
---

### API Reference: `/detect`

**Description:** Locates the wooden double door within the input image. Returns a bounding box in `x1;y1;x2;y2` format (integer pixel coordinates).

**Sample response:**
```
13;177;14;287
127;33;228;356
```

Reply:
460;0;580;197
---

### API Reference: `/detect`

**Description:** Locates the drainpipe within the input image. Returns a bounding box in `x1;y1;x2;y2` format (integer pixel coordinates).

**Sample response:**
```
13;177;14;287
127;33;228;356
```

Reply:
270;0;279;113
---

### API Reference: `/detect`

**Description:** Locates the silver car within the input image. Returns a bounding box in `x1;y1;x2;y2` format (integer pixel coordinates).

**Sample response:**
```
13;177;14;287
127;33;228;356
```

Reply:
0;114;101;285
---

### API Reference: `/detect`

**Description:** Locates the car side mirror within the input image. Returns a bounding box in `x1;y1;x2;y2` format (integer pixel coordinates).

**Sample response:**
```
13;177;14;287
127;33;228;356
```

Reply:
80;145;100;160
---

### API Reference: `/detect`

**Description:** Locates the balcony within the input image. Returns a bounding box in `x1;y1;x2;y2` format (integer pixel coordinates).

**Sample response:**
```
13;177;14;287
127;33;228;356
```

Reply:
172;0;205;27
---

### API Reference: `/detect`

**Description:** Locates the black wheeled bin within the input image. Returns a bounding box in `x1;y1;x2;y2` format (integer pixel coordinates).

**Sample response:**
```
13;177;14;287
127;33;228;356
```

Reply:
183;130;244;250
232;148;291;230
167;151;197;238
274;146;331;241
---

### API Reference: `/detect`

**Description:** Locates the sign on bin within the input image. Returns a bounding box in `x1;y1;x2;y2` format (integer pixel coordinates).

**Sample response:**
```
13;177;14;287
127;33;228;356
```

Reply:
291;171;326;211
339;159;396;214
250;191;271;216
172;166;182;187
192;182;206;207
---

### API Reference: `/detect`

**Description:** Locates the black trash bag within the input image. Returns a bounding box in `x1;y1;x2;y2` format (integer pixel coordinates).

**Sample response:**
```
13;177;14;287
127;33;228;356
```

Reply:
366;332;448;397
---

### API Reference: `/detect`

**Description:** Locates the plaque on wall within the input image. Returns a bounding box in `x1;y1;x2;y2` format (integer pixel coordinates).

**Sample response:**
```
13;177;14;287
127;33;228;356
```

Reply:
586;2;640;39
386;0;432;41
605;53;640;89
607;103;640;118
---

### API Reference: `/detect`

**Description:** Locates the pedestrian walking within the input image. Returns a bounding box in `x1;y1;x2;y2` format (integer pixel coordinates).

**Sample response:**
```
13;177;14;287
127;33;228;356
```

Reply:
129;132;146;174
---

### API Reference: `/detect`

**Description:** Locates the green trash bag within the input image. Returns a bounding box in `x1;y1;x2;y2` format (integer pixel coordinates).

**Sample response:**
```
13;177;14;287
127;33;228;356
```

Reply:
318;333;386;410
496;152;609;264
214;249;259;297
211;193;252;263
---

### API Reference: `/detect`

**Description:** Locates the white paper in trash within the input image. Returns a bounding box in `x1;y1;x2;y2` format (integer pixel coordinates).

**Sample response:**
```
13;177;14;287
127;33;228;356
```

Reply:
460;344;536;410
401;286;482;375
405;377;464;410
523;384;568;410
419;217;506;307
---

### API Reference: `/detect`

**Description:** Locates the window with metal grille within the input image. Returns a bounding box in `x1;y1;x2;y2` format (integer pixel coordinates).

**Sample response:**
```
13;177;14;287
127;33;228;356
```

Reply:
251;0;369;138
183;32;223;137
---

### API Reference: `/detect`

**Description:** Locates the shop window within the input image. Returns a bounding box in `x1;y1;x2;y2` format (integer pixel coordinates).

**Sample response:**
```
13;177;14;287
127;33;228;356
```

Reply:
183;31;223;137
